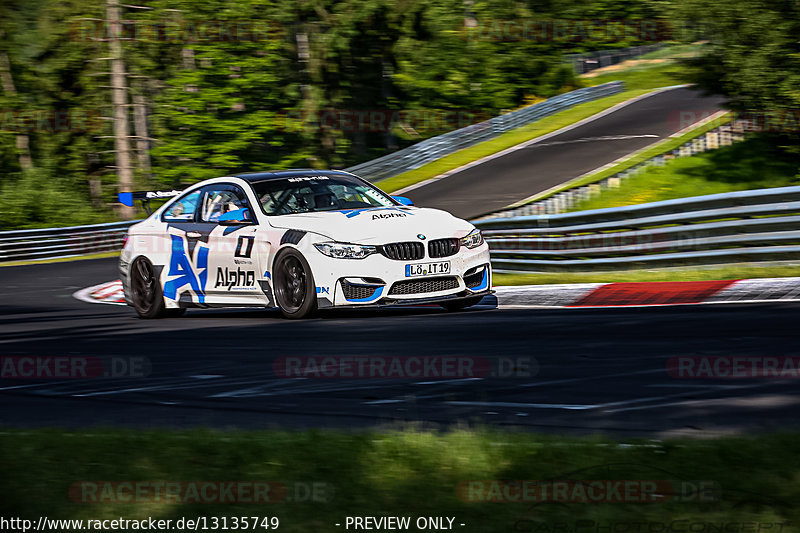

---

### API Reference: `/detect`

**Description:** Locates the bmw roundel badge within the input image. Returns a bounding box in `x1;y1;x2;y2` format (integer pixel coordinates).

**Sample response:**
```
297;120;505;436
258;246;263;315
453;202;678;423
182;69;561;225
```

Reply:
417;234;426;240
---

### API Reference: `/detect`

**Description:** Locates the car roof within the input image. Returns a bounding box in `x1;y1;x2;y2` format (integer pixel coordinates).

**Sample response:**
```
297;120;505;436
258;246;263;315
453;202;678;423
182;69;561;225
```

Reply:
232;169;355;183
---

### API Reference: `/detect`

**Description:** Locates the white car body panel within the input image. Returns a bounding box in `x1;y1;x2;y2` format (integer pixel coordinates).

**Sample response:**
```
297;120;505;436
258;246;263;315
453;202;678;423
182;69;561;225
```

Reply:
119;171;492;313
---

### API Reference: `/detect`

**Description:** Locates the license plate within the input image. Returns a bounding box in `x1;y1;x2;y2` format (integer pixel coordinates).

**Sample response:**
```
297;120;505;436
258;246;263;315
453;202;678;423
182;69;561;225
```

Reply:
405;261;451;277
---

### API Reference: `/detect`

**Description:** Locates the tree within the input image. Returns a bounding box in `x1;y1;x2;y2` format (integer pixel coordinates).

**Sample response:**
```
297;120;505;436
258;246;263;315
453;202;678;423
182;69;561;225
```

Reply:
680;0;800;113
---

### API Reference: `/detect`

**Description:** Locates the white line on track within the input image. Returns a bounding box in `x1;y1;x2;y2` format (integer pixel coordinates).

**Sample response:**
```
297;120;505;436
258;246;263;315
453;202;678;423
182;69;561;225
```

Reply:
601;389;799;413
413;378;483;385
363;368;666;406
392;85;689;196
0;383;57;391
445;401;597;410
519;368;664;388
440;381;771;413
524;134;659;148
646;383;758;389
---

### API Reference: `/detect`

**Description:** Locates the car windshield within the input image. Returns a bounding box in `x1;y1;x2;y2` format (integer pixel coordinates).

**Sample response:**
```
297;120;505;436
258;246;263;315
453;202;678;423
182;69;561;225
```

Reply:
251;174;398;216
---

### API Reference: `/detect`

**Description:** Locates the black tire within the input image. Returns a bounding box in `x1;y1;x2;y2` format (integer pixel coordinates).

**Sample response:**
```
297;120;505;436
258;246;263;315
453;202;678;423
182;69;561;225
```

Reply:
130;256;169;319
440;295;483;312
273;248;318;319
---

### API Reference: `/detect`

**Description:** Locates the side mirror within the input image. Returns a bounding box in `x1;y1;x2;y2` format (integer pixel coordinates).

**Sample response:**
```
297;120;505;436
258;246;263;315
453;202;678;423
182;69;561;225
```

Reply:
218;208;253;225
392;196;414;206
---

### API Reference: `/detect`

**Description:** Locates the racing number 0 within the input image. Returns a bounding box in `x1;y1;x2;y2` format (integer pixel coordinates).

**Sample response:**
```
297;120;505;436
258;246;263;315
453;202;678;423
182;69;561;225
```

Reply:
235;236;255;258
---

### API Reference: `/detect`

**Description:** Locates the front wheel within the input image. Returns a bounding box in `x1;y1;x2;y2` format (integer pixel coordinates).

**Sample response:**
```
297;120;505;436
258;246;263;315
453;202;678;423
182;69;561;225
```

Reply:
440;295;484;312
130;256;170;319
273;249;318;319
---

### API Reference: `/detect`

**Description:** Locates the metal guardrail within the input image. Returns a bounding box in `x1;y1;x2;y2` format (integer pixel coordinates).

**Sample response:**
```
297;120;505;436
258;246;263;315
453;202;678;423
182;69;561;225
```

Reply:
346;81;624;182
473;186;800;272
477;118;749;220
5;186;798;271
0;220;137;263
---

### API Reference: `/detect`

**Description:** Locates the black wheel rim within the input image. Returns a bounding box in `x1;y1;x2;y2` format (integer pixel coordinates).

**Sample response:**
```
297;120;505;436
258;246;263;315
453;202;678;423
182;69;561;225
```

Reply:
276;256;306;313
131;259;156;314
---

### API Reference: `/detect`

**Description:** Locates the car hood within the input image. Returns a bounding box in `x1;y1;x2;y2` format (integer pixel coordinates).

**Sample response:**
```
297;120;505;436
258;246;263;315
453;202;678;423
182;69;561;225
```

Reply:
267;206;475;244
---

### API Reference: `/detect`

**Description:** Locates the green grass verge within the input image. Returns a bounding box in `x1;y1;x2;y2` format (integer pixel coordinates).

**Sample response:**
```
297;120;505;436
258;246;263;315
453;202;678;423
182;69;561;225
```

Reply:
1;428;798;532
0;251;121;268
635;43;706;61
377;62;687;194
493;263;800;285
567;135;800;212
581;61;689;91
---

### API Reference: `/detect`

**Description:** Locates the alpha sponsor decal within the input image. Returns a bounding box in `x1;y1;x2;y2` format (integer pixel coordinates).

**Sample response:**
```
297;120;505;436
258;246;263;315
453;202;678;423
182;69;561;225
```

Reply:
316;286;330;295
163;235;209;303
372;212;406;220
215;267;256;291
342;206;413;219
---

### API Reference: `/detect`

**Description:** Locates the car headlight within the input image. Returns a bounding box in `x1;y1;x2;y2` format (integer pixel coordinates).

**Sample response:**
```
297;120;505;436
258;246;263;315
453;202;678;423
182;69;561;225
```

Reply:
314;242;378;259
460;229;484;249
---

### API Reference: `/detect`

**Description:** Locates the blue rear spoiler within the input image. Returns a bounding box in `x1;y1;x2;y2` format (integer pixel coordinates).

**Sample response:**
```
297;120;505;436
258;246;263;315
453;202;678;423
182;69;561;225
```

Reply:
118;189;182;214
118;190;182;207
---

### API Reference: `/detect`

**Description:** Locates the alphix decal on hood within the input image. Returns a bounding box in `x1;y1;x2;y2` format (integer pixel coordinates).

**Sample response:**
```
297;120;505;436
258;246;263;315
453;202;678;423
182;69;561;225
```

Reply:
267;206;474;243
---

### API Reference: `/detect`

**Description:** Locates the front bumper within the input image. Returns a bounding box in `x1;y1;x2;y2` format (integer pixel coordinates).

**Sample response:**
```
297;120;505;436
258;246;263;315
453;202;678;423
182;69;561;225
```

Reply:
308;245;492;308
330;288;494;309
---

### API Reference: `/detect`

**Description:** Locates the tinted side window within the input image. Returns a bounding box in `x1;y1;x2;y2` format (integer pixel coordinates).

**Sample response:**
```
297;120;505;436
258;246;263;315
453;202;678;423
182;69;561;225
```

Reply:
162;190;201;222
199;185;252;223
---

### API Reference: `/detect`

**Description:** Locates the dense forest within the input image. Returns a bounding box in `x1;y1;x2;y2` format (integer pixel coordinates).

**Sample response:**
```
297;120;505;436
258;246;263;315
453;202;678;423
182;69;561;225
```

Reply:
0;0;797;228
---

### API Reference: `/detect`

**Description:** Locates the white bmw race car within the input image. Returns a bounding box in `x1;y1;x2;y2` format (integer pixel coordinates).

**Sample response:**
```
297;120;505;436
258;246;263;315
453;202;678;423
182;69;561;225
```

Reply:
118;170;492;319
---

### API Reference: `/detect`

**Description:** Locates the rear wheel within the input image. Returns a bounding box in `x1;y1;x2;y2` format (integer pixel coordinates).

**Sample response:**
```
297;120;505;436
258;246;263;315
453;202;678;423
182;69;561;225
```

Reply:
130;257;173;319
274;249;318;319
440;295;483;312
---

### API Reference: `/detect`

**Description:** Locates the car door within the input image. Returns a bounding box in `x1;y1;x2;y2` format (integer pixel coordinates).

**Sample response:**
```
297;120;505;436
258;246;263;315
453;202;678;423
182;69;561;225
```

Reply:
195;183;264;305
160;188;211;306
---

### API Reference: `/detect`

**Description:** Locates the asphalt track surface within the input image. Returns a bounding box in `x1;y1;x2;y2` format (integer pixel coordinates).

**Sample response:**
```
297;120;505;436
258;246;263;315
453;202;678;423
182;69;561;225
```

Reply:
2;258;800;438
407;87;727;219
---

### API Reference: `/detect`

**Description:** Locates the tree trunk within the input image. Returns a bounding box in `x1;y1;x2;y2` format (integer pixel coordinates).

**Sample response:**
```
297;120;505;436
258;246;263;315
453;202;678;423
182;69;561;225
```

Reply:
0;47;33;171
108;0;134;219
133;91;151;180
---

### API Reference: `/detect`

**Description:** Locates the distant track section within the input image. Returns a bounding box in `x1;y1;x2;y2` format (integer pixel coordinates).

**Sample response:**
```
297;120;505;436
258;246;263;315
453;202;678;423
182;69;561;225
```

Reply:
407;87;726;218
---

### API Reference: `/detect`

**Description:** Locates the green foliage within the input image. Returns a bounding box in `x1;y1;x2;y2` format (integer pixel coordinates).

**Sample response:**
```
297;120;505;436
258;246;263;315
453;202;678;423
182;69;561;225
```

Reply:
678;0;800;114
0;169;111;230
2;428;800;529
0;0;681;229
568;134;800;212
